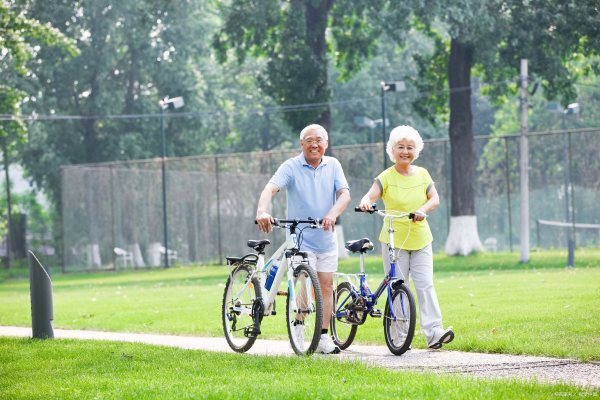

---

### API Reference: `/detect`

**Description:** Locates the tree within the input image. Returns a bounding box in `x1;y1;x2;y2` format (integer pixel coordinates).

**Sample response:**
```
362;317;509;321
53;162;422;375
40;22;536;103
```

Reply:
1;0;76;265
213;0;339;137
402;0;600;255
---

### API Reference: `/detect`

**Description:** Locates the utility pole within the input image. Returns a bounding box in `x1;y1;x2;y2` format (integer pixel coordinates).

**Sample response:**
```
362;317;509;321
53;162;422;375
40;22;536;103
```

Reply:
2;142;12;269
519;59;529;263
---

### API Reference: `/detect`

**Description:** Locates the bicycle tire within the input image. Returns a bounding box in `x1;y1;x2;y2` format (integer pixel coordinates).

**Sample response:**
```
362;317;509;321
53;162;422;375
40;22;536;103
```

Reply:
286;263;323;355
222;263;262;353
330;281;358;350
383;282;416;355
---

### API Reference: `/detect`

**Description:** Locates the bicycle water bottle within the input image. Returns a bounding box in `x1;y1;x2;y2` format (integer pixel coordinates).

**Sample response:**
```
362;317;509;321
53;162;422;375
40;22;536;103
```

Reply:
264;261;279;291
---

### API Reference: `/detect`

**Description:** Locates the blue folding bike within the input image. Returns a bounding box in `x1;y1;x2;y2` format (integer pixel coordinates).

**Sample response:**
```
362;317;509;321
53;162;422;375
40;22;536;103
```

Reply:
331;206;417;355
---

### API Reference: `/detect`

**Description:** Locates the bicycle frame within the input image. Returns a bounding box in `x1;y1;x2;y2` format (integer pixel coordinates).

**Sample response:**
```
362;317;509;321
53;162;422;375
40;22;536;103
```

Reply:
232;220;318;317
336;210;413;321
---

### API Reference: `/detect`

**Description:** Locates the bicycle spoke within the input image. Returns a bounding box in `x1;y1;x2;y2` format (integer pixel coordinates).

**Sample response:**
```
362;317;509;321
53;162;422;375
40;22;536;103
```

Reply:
286;264;323;355
384;283;415;355
222;264;261;353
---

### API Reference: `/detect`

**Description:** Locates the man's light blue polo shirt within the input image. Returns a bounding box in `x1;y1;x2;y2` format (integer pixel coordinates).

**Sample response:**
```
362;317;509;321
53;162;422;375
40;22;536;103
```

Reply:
270;153;349;253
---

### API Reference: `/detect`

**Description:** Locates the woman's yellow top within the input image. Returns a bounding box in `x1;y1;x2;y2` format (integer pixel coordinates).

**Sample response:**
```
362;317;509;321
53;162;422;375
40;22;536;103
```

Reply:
377;165;434;250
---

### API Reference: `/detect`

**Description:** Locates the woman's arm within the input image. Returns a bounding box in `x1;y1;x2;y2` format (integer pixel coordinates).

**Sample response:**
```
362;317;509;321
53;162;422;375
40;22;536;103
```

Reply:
413;183;440;221
358;181;382;211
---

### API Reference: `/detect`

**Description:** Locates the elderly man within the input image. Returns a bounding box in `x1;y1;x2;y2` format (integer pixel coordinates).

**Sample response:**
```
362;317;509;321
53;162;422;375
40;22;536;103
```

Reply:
256;124;351;354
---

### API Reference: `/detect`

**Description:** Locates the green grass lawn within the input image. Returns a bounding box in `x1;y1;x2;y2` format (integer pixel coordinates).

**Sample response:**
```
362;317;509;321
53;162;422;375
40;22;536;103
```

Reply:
1;249;598;361
1;337;593;400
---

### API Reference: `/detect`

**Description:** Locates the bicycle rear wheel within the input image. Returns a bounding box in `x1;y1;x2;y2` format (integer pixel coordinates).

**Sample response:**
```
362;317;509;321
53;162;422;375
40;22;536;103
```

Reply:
286;263;323;355
331;281;358;350
383;282;416;355
222;263;262;353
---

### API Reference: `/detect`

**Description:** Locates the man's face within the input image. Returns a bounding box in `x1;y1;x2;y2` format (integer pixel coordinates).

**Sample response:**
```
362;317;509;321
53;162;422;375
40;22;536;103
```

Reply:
300;129;328;166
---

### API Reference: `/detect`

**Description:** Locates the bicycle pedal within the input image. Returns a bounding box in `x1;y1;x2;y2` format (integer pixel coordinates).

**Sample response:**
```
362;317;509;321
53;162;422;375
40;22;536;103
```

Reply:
369;308;382;318
244;326;261;338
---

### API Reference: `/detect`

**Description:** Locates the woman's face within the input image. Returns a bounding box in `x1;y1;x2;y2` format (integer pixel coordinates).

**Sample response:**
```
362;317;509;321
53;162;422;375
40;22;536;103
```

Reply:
392;138;417;166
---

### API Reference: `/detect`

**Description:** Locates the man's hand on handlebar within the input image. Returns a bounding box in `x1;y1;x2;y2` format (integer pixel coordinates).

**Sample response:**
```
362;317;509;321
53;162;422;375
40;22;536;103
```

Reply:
321;213;336;232
256;211;274;233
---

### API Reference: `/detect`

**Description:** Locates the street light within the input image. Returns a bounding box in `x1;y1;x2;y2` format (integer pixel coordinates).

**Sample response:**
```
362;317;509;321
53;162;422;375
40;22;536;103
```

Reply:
159;96;184;268
380;81;406;169
547;101;580;267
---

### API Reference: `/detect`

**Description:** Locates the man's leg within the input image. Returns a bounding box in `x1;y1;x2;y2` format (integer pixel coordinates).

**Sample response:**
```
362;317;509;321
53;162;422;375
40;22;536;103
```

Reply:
317;271;333;330
307;250;340;353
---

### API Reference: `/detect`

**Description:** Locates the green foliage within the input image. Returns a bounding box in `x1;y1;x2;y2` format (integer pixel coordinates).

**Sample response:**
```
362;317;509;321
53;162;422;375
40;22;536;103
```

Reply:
0;0;77;144
214;0;335;132
409;22;450;125
329;0;385;81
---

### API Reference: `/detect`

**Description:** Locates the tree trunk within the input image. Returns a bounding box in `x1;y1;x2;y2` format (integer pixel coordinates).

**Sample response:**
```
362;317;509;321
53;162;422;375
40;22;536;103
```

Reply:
444;38;483;255
306;0;333;148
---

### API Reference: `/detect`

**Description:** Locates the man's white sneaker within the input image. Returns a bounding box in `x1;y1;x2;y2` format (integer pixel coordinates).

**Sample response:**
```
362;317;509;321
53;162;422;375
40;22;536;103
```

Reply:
316;334;340;354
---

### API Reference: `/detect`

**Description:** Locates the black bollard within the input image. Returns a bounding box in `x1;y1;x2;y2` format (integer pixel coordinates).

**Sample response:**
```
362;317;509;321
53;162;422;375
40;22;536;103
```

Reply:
28;251;54;339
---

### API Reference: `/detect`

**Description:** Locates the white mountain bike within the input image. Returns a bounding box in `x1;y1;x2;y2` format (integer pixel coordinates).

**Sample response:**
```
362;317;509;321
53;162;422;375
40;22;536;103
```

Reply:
222;218;323;355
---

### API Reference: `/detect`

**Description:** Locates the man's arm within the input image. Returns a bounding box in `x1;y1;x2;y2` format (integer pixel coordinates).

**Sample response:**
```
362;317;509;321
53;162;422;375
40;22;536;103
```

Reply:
322;188;351;231
256;182;279;233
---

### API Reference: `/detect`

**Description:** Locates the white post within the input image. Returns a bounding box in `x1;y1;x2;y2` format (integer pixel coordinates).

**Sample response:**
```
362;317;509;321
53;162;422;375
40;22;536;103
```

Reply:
519;59;529;263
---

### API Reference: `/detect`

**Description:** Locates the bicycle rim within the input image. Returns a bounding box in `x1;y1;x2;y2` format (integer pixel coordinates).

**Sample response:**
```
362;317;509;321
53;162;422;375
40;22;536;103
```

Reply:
383;283;416;355
286;263;323;355
222;264;262;353
331;281;358;350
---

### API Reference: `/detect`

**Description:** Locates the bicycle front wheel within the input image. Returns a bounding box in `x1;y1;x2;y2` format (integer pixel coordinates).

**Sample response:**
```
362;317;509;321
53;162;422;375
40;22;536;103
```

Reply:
383;282;416;355
286;263;323;355
331;281;358;350
222;263;262;353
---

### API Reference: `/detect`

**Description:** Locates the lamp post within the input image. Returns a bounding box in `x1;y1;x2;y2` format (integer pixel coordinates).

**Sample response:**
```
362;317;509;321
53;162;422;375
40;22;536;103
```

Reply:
548;101;580;267
159;96;184;268
380;81;406;169
563;102;579;268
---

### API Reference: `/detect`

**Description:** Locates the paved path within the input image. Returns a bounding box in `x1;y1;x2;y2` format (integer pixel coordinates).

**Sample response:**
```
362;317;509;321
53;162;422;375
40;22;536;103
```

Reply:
2;326;598;389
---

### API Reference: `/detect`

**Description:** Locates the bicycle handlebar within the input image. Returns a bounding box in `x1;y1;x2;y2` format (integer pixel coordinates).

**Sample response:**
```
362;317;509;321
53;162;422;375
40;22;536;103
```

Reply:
354;204;423;220
255;217;322;229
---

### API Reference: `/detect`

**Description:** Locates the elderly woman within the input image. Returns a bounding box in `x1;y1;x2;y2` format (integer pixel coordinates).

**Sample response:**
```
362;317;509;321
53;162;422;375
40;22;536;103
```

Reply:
358;125;454;349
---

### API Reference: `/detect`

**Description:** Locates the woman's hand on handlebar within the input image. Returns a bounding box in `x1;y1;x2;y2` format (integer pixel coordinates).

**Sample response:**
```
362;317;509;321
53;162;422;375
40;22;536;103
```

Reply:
412;209;427;222
256;212;275;233
357;199;375;212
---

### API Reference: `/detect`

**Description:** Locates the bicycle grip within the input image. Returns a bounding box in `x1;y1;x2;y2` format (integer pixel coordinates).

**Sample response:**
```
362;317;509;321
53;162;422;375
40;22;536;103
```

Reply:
254;218;279;226
354;203;377;213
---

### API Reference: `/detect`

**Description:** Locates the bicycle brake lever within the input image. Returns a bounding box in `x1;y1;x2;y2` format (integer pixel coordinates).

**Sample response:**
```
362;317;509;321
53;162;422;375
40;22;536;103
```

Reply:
307;217;322;228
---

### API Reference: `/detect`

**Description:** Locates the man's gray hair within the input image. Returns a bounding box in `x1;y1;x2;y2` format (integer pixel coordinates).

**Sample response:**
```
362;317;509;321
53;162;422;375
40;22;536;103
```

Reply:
386;125;424;162
300;124;329;140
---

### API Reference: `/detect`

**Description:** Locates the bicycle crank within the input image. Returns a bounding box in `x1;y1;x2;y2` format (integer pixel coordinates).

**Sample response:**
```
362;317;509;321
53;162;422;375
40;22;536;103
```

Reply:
244;298;265;338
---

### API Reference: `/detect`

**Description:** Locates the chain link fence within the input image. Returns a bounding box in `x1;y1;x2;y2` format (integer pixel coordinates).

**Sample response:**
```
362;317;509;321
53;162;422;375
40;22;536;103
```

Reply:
61;129;600;272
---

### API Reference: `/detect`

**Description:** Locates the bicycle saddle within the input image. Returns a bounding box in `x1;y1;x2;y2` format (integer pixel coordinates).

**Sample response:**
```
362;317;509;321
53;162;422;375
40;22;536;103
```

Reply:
345;238;374;254
247;239;271;253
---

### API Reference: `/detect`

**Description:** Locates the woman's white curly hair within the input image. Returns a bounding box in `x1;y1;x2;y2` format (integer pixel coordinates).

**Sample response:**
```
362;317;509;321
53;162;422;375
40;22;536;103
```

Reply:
386;125;424;163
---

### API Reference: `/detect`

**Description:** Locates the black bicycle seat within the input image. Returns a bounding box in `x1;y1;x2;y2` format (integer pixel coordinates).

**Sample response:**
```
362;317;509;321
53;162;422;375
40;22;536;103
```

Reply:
247;239;270;253
345;238;374;254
